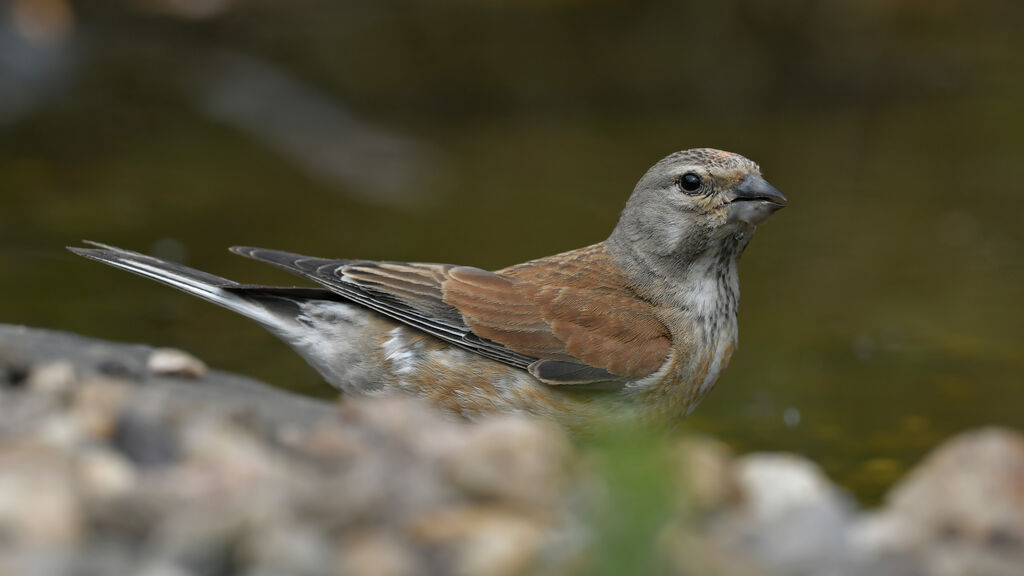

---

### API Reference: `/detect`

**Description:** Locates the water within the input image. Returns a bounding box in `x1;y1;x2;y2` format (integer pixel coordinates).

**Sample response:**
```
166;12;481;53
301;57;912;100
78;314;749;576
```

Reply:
2;0;1022;504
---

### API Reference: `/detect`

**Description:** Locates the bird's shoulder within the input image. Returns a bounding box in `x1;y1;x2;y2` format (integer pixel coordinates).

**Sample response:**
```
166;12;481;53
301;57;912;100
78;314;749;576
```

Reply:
443;243;672;379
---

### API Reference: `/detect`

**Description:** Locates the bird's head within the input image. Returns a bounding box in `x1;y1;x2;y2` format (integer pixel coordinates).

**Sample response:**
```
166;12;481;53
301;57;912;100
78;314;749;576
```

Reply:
609;148;786;267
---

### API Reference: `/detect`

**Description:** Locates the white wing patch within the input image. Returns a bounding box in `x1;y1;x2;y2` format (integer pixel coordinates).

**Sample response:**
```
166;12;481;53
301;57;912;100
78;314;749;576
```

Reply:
383;327;420;376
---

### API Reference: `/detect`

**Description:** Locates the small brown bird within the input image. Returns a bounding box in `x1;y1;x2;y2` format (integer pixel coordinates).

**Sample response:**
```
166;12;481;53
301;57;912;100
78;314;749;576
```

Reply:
71;148;785;425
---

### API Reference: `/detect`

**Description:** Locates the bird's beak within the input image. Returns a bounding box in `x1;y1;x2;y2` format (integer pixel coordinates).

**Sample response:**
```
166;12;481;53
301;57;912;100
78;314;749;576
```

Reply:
726;174;787;225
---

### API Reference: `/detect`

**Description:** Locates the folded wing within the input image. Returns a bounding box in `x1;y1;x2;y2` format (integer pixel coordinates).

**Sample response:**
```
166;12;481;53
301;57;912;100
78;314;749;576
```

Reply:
232;244;671;384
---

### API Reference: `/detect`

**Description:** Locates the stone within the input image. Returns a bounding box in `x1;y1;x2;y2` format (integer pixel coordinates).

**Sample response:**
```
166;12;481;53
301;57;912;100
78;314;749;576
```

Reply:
242;523;336;576
0;362;30;388
134;562;197;576
76;447;138;501
658;524;775;576
5;324;1024;576
886;427;1024;543
712;453;855;576
148;348;208;379
850;427;1024;576
409;506;548;576
26;360;77;395
70;377;132;440
112;408;181;468
0;443;84;546
668;435;741;514
445;415;574;508
337;530;417;576
34;412;87;449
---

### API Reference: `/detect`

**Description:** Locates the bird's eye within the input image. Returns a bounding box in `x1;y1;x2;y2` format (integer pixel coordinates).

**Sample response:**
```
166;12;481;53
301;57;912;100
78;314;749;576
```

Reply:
679;172;702;193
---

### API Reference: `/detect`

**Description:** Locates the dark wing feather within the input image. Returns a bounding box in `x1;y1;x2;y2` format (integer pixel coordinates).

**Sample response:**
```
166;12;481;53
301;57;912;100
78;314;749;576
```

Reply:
527;360;618;384
230;247;539;369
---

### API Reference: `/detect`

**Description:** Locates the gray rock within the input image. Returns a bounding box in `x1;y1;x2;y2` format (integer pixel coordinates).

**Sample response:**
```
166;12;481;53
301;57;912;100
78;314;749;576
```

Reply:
850;427;1024;576
336;529;418;576
26;360;76;395
668;435;742;514
0;443;83;547
444;415;574;508
3;324;1023;576
712;452;857;576
0;325;579;576
147;348;208;379
112;408;181;468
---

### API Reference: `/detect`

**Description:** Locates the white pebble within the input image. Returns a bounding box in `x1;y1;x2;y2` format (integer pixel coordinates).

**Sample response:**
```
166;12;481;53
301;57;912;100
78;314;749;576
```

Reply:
147;348;207;379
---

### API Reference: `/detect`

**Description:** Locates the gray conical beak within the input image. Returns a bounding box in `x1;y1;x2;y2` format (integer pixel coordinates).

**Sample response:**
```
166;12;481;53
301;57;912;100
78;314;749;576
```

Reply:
727;174;787;225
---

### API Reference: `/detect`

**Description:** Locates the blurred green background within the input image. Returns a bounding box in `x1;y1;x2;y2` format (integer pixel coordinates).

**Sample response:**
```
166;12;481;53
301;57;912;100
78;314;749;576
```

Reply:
2;0;1022;503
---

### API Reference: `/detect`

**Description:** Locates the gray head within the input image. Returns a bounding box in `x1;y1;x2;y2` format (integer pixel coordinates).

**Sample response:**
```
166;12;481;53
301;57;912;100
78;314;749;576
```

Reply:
608;148;786;273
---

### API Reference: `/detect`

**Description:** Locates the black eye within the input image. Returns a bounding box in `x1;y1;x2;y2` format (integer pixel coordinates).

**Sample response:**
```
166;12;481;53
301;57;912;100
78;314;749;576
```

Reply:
679;172;702;193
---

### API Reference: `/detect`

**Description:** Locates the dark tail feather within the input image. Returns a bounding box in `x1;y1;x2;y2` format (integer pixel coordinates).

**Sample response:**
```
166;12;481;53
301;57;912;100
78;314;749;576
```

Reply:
230;246;361;276
69;242;313;329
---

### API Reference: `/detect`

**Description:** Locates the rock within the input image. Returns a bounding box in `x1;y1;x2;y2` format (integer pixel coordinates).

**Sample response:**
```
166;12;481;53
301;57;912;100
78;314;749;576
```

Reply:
70;378;132;440
111;408;181;468
34;411;87;449
445;415;574;508
409;506;549;576
0;443;84;546
668;435;742;514
148;348;208;379
146;509;250;576
712;453;856;576
888;427;1024;542
658;524;776;576
134;562;197;576
1;325;594;575
0;550;79;576
4;324;1024;576
337;530;417;576
242;523;336;576
26;360;76;395
96;357;146;381
851;427;1024;576
0;361;30;388
76;447;138;501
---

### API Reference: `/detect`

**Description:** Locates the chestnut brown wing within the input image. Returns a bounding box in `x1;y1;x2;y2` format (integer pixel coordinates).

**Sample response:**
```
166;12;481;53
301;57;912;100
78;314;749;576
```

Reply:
442;263;671;380
231;245;671;383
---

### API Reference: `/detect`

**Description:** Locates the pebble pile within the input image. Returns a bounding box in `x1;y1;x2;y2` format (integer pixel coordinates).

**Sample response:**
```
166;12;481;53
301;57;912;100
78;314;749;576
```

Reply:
1;325;1021;576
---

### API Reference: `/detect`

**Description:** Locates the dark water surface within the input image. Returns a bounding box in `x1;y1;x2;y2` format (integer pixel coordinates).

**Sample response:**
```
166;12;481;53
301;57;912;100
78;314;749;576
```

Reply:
2;1;1022;503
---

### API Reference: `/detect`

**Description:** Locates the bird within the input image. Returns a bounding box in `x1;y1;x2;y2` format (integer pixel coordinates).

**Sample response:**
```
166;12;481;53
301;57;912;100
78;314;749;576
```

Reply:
70;148;786;425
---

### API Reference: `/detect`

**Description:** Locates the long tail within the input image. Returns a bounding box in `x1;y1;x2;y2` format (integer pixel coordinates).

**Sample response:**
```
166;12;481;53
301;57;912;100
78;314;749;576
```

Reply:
68;241;339;331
